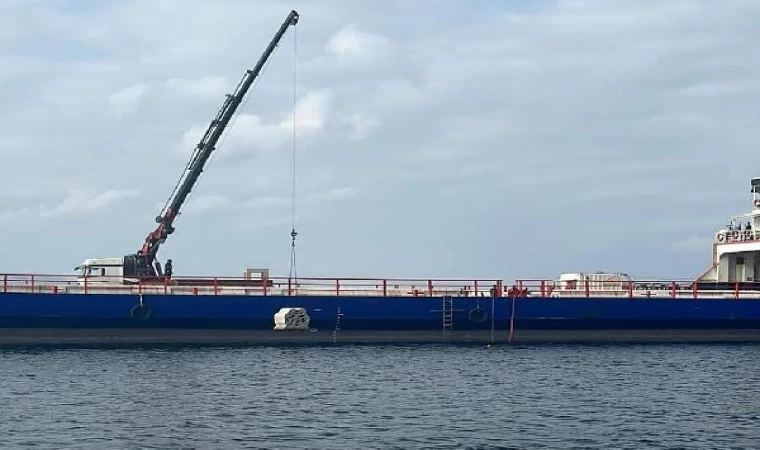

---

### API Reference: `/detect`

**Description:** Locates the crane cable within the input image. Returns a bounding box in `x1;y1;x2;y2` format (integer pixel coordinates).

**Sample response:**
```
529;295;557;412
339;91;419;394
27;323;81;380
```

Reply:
288;23;299;287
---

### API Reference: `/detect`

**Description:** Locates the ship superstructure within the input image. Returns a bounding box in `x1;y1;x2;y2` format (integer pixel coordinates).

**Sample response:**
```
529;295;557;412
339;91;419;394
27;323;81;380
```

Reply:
695;178;760;287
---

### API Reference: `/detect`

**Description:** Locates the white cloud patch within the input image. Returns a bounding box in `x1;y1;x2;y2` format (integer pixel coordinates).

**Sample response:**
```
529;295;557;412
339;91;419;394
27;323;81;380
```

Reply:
403;147;465;164
177;89;330;164
177;113;288;163
40;189;139;218
245;196;291;209
340;113;379;140
281;90;331;131
670;236;714;252
681;82;744;97
1;189;139;223
305;187;356;203
107;83;149;112
183;194;231;214
224;187;356;211
166;76;229;100
325;24;390;61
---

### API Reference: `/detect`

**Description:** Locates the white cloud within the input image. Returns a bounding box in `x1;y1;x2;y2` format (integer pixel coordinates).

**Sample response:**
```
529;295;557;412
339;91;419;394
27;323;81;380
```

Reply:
178;113;287;163
245;196;291;209
341;112;378;140
368;79;429;111
176;89;330;165
681;82;743;97
403;147;464;164
107;83;149;112
670;236;714;252
40;189;139;218
1;188;139;223
281;90;331;131
325;24;390;61
305;187;356;203
183;194;231;214
166;76;229;100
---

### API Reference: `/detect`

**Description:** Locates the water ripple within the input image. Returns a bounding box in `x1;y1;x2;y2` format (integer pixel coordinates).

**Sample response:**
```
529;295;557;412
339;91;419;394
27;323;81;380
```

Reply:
0;343;759;448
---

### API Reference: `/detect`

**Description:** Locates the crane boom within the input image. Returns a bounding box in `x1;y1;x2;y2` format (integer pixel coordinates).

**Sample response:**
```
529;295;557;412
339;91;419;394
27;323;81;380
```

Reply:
123;10;299;278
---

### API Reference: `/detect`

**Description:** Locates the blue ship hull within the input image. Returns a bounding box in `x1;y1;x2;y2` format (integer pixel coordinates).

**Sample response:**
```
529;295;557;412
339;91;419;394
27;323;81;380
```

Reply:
3;292;760;344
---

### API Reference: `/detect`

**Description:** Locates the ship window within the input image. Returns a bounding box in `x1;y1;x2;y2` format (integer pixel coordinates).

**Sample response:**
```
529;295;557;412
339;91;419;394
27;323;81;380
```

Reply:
86;267;106;276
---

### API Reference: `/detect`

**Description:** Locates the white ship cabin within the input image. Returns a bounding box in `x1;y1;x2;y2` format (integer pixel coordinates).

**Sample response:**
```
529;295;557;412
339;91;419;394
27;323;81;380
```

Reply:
695;178;760;286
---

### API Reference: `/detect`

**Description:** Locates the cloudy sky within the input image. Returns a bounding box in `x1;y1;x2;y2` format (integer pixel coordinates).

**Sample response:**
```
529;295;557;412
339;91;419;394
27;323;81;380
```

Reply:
1;0;759;282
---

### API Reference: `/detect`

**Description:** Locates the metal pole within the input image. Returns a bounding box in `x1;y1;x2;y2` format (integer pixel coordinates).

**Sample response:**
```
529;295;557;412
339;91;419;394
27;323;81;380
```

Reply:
490;294;495;344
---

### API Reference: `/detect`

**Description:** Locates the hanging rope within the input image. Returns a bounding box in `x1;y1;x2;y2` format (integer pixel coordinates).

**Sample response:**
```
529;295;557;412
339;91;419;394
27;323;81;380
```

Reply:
288;21;299;285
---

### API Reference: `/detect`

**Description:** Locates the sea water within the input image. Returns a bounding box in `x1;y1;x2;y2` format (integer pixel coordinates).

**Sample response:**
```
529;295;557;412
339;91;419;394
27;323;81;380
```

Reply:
1;343;759;448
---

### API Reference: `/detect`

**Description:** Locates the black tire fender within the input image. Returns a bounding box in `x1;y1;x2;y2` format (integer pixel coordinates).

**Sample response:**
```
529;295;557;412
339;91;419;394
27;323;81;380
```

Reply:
130;303;152;320
468;307;488;323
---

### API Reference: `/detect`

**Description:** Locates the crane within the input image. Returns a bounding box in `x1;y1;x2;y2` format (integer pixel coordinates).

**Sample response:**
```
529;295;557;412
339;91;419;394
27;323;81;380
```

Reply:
122;10;299;278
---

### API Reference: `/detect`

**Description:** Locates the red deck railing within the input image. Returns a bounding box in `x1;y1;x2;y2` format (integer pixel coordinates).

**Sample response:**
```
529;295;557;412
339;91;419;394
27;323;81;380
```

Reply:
514;279;760;299
0;273;503;298
2;272;759;299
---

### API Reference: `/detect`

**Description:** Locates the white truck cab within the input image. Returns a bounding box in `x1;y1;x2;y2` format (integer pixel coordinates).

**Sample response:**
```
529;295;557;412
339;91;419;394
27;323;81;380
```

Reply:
75;257;126;285
75;256;162;285
74;257;124;283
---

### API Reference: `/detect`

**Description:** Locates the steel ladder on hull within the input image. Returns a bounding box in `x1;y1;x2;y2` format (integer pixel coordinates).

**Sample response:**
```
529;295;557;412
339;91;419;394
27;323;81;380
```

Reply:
442;295;454;335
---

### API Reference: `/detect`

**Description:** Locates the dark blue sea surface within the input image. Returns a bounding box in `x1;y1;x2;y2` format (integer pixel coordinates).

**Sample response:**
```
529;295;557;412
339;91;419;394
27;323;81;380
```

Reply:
1;343;759;449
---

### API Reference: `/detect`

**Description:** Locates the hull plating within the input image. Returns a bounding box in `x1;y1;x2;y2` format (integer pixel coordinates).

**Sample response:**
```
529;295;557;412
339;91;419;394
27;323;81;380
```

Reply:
2;292;760;344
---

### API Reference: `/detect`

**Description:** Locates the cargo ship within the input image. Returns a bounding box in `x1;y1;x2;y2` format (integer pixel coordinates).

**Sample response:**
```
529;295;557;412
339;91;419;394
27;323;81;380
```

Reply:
3;11;760;345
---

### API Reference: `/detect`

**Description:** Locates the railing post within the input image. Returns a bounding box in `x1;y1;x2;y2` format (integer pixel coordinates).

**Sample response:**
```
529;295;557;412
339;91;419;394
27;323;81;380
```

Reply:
138;278;143;295
496;280;503;297
671;281;676;299
3;274;7;293
383;279;387;297
163;277;168;295
30;275;35;293
692;282;697;299
735;281;739;299
336;279;340;296
427;280;433;297
84;275;89;294
214;278;219;295
474;280;479;296
540;280;546;297
263;274;268;296
288;277;292;296
628;281;633;298
584;279;590;298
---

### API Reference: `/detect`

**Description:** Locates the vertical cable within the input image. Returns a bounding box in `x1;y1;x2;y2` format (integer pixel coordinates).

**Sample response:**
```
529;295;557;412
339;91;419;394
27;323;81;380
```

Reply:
288;22;299;286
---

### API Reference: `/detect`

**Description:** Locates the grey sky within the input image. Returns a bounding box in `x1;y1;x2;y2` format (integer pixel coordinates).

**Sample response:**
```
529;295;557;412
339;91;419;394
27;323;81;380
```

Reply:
1;0;759;282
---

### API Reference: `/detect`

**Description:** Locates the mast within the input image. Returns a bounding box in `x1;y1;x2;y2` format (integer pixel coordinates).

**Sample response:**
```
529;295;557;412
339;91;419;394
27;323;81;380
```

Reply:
124;10;299;277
